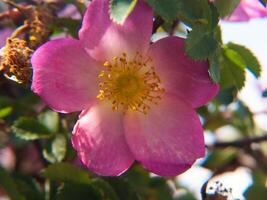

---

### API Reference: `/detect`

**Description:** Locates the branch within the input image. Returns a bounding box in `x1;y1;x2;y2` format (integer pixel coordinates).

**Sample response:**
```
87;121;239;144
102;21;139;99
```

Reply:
207;134;267;149
0;0;27;14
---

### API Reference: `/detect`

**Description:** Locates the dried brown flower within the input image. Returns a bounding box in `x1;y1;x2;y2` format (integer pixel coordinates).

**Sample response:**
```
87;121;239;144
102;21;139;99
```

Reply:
0;37;33;84
26;4;55;49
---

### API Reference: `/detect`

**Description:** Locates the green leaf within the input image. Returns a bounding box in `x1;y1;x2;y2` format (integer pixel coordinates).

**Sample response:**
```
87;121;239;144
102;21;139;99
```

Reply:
106;178;139;200
177;0;207;23
12;117;53;140
43;134;67;163
148;177;173;200
52;18;81;38
110;0;138;24
0;97;13;118
215;87;238;105
92;179;119;200
263;89;267;97
185;25;218;60
57;183;102;200
0;106;12;118
175;0;218;29
145;0;179;21
43;150;57;164
214;0;240;17
219;43;261;90
208;47;221;83
251;170;267;186
41;163;91;184
232;101;255;135
15;180;44;200
220;47;246;90
208;2;220;30
227;42;261;78
224;47;246;67
203;149;237;170
106;165;173;200
0;167;25;200
51;134;67;162
245;185;267;200
38;110;59;133
245;170;267;200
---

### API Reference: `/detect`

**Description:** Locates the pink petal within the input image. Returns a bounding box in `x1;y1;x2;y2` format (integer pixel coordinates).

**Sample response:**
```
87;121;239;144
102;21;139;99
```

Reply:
31;38;99;113
79;0;153;61
148;36;219;108
226;0;267;22
124;94;205;176
72;102;134;176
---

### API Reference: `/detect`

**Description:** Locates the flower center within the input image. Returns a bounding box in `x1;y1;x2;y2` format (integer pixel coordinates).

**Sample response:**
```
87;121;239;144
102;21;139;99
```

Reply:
97;52;165;114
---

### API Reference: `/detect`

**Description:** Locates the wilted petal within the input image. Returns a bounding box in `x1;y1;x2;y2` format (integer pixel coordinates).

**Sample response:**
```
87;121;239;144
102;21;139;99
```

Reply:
124;94;205;176
79;0;153;61
31;38;99;113
72;102;135;176
148;36;219;108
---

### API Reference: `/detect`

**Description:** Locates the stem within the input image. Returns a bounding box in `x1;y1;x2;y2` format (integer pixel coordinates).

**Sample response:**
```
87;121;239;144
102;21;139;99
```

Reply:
0;12;10;20
0;0;30;16
1;0;23;11
10;23;30;38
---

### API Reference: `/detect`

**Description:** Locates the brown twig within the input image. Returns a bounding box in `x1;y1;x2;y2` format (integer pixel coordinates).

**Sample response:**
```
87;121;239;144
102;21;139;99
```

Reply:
0;0;27;14
207;134;267;149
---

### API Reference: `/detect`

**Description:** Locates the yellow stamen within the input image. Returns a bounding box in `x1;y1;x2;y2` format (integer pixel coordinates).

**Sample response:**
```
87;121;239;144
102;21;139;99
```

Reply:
96;52;165;114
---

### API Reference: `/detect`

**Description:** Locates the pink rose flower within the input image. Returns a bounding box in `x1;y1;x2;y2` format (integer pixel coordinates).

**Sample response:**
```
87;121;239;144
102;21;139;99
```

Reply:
31;0;219;176
226;0;267;22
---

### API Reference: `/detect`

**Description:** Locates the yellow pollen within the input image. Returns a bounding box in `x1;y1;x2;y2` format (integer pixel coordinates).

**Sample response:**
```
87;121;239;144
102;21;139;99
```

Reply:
96;52;165;114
